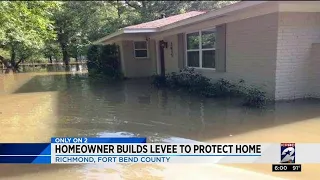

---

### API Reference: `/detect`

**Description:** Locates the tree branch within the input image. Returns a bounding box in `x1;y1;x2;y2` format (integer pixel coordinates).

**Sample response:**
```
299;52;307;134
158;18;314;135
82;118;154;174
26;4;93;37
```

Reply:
15;58;23;68
0;55;10;68
124;0;141;10
158;1;181;13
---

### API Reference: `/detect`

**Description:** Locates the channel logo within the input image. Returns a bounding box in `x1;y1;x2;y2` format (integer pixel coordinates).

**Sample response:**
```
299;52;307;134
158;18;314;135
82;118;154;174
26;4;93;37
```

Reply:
280;143;295;163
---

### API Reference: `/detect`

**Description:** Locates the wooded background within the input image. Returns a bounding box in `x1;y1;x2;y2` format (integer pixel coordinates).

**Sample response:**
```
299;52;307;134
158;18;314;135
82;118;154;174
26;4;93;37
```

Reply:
0;1;237;69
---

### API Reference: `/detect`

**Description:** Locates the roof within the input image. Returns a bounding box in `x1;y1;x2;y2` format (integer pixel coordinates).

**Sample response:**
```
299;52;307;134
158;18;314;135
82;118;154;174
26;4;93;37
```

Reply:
125;11;206;29
93;1;269;44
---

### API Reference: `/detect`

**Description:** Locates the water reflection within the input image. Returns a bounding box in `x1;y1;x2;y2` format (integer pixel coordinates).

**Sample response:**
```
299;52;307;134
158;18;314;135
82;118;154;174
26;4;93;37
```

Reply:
0;65;319;179
16;64;86;73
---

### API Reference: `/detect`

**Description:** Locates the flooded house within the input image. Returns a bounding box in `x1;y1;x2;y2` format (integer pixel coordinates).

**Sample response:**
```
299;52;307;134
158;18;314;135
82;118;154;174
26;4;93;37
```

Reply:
94;1;320;101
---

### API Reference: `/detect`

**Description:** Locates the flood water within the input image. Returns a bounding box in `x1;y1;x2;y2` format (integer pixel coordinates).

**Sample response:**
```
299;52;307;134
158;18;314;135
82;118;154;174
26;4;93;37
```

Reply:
0;65;319;180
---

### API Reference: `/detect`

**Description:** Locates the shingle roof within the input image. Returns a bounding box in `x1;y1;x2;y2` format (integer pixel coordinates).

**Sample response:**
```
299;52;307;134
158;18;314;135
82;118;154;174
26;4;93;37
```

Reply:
125;11;207;29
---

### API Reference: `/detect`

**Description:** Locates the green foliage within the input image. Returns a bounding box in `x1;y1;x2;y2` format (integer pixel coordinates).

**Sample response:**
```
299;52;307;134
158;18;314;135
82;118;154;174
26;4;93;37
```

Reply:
0;1;238;68
166;68;211;93
124;1;187;23
151;74;167;88
0;1;59;68
53;1;129;64
42;41;62;61
87;44;123;79
242;86;267;108
124;1;238;23
185;1;238;11
209;79;244;97
0;48;10;59
152;68;267;108
0;1;58;49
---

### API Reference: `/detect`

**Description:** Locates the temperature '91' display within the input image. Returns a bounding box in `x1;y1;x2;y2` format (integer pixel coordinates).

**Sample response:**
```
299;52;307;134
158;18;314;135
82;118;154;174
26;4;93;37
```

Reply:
272;164;302;172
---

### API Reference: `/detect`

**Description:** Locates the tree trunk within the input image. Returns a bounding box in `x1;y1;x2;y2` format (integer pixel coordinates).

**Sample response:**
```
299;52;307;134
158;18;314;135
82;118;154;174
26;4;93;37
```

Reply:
14;58;23;70
10;46;16;68
116;0;121;18
62;45;70;66
49;56;53;63
74;48;79;62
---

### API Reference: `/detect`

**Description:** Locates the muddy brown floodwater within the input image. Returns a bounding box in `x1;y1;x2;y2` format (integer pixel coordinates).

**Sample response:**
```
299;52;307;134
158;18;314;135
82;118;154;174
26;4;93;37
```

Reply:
0;65;319;180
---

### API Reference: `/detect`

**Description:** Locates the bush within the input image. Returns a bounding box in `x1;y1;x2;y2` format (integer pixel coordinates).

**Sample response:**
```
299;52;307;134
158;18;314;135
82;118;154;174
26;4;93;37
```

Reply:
242;87;267;108
166;68;211;92
211;79;237;97
151;68;268;108
87;44;123;79
151;74;167;88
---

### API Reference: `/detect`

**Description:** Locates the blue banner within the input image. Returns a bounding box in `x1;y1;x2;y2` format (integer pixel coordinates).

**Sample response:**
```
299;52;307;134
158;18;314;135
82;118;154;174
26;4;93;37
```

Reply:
0;156;51;164
0;143;51;155
51;137;147;143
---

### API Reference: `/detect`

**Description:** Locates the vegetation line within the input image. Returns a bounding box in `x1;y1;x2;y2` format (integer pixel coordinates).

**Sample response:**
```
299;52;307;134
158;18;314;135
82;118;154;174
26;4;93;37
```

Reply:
152;68;268;108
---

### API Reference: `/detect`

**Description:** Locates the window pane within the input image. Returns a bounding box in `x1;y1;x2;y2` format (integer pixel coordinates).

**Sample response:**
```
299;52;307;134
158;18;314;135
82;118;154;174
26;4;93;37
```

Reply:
134;41;147;49
135;50;148;58
202;50;215;68
202;30;216;49
187;32;199;50
187;51;199;67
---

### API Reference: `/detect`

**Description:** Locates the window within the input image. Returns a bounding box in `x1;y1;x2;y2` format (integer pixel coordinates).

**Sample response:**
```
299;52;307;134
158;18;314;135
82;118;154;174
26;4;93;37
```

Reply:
186;29;216;69
134;41;148;58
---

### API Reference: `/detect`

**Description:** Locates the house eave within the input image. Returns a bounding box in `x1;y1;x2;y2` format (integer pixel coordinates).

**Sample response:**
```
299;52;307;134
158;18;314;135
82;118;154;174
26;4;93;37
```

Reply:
92;29;125;45
92;28;158;45
123;28;158;33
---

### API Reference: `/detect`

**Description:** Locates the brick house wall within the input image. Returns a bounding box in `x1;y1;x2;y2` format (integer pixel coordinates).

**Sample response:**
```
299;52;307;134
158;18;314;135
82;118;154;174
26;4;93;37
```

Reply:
276;12;320;99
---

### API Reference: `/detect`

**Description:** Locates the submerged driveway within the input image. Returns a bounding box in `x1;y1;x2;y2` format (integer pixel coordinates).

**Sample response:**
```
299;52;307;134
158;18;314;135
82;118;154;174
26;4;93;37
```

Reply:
0;69;319;179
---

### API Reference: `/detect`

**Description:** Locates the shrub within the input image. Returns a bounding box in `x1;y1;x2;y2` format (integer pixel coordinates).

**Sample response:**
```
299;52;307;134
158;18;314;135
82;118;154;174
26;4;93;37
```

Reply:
151;68;268;108
242;87;267;108
211;79;237;97
166;68;211;93
151;74;167;88
87;44;123;79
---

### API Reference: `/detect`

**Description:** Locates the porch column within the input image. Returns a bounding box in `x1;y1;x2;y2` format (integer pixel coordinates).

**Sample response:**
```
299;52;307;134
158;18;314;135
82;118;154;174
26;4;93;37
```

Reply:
155;39;161;75
117;41;126;77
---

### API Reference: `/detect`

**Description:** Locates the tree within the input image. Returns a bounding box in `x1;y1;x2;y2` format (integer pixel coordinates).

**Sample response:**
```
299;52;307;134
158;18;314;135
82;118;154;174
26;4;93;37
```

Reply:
53;1;118;65
123;1;238;23
184;1;238;11
124;1;186;23
43;41;62;63
0;1;59;69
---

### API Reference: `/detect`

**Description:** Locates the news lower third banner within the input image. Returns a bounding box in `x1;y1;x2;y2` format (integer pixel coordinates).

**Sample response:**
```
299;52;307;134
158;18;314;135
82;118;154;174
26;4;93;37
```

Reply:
0;138;318;164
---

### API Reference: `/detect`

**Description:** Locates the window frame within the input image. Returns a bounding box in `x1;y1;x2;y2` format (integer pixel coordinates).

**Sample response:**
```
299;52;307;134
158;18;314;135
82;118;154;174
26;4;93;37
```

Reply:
185;27;216;70
133;41;149;59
